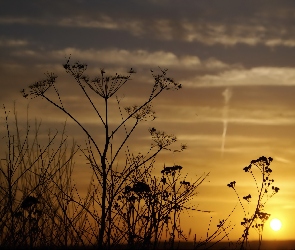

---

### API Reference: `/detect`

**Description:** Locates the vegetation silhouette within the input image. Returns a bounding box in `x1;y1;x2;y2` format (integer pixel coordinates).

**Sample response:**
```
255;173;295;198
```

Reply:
227;156;280;250
0;59;280;250
0;105;93;249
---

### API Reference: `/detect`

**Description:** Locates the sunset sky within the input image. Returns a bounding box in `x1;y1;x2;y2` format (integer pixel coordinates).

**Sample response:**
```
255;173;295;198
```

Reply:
1;0;295;242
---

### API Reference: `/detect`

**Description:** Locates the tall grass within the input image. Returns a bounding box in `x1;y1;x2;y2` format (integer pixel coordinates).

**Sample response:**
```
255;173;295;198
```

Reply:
0;105;95;249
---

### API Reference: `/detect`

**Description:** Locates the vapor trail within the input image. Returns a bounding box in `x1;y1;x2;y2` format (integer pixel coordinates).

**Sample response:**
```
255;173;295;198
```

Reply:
221;87;232;156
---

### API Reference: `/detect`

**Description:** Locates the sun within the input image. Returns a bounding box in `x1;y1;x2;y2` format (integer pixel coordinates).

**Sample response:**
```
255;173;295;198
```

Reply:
270;218;282;231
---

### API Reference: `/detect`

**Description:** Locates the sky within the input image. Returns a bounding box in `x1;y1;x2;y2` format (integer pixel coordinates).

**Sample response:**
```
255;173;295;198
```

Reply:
1;0;295;243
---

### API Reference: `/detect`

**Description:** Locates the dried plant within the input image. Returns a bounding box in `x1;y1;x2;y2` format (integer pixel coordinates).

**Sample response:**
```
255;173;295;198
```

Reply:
16;58;273;250
227;156;280;250
22;59;184;249
0;105;93;249
110;163;208;250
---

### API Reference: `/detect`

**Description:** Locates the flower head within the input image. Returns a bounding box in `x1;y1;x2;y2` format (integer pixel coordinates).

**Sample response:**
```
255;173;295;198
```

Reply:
227;181;236;189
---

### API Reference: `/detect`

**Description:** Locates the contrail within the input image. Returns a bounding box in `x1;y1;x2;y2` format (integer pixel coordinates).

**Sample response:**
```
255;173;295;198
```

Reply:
221;87;232;156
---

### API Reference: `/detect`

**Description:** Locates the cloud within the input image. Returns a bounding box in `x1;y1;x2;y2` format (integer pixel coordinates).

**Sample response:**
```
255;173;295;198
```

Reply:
0;38;28;47
274;157;291;164
11;47;236;73
11;47;203;68
265;39;295;47
5;45;295;110
61;48;198;68
53;12;295;48
193;106;295;126
184;67;295;87
58;15;120;30
2;8;295;49
197;116;295;126
0;17;30;24
181;22;263;46
78;16;143;36
0;17;47;25
57;15;295;48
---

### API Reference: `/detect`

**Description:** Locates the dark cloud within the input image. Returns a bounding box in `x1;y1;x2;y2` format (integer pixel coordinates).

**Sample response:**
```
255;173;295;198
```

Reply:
1;0;295;75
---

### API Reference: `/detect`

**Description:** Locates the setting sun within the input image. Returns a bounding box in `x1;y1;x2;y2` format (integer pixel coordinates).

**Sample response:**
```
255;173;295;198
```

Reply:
270;218;282;231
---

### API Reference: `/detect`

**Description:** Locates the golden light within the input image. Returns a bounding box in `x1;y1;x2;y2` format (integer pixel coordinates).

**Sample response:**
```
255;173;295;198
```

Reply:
270;218;282;231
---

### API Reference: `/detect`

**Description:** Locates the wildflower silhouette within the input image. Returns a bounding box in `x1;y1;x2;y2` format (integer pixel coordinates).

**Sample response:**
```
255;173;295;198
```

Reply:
112;164;208;250
19;59;234;250
21;59;185;249
227;156;280;250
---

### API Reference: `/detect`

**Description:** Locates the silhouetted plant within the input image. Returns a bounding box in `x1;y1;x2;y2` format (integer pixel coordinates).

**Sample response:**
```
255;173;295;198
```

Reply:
0;105;94;249
22;59;184;249
192;207;235;250
111;163;208;250
227;156;280;250
19;59;242;250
